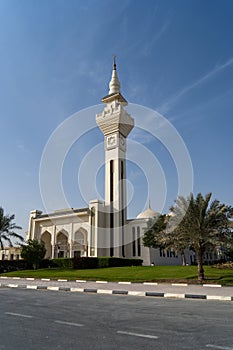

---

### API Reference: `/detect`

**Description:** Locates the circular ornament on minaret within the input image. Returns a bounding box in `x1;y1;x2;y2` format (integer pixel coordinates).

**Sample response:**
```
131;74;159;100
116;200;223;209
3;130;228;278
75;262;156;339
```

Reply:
106;134;117;149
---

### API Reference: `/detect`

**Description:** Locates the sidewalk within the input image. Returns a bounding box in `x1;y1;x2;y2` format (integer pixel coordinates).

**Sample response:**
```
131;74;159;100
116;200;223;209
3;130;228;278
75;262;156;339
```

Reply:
1;276;233;301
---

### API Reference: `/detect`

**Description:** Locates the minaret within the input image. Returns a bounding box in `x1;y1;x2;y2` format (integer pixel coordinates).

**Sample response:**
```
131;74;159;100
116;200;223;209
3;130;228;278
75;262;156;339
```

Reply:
96;57;134;256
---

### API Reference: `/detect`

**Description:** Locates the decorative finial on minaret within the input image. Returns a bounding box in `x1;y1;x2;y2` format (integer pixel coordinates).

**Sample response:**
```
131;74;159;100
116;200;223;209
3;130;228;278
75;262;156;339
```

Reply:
148;199;151;209
113;54;116;70
109;55;120;94
101;56;128;105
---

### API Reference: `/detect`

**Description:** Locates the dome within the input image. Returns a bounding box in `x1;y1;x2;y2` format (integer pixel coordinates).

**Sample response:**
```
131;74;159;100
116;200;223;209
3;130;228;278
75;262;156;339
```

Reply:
136;205;160;219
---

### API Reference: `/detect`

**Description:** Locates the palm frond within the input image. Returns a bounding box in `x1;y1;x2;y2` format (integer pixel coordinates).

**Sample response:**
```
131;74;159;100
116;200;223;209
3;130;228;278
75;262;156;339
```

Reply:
0;207;24;249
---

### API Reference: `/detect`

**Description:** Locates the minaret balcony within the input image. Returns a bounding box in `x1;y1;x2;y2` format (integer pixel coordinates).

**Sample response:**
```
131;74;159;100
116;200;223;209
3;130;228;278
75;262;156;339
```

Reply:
96;101;134;137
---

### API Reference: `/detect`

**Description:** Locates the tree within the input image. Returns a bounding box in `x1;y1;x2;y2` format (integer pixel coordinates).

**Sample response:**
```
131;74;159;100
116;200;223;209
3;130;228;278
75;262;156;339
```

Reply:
143;214;167;249
167;193;233;282
224;247;233;262
21;239;46;269
143;193;233;282
143;214;189;266
0;206;24;249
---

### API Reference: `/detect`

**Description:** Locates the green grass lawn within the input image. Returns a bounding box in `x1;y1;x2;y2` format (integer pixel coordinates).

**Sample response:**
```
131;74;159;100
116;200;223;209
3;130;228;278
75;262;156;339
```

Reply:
1;266;233;285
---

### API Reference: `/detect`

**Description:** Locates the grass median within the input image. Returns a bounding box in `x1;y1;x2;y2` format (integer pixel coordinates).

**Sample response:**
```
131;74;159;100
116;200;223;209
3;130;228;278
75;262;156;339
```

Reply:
1;265;233;285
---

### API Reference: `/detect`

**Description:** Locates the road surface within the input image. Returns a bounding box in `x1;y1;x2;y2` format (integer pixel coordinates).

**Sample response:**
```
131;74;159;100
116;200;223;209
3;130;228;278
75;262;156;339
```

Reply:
0;288;232;350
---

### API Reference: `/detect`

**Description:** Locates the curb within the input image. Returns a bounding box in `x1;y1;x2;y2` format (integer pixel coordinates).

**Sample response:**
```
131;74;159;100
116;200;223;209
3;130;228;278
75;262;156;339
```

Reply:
0;276;224;287
0;282;232;302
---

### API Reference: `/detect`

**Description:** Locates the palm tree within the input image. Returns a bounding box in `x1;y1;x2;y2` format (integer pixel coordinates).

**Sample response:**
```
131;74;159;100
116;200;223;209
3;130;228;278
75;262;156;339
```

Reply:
143;213;189;266
0;207;24;249
143;214;167;249
168;193;233;282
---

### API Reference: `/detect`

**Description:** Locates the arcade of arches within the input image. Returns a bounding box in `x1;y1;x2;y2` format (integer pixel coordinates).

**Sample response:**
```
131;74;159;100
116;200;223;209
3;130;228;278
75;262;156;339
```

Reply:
41;228;87;259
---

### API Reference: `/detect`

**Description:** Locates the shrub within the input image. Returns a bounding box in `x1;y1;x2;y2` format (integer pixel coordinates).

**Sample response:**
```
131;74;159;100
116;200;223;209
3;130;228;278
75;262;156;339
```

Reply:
97;257;111;268
73;257;98;269
51;258;73;268
213;262;233;269
39;259;53;269
21;239;46;269
0;259;29;273
73;256;143;269
108;257;143;267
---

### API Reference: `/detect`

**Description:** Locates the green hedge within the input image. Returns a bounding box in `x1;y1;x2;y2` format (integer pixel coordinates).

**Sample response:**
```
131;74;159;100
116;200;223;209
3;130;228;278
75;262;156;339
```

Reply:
51;258;73;268
97;257;143;268
73;257;143;269
0;260;29;273
73;257;98;269
0;258;73;272
0;257;142;273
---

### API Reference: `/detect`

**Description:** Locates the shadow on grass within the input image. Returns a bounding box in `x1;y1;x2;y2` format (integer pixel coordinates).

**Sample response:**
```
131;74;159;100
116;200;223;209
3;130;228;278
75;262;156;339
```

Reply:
185;275;198;280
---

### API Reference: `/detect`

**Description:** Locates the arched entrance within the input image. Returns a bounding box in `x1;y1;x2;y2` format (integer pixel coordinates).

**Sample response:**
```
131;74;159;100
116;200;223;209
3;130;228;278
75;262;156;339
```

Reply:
41;231;52;259
56;231;69;258
73;229;87;257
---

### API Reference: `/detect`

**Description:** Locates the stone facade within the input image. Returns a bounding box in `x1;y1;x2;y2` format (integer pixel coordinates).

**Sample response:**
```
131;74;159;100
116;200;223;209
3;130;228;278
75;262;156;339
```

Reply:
0;246;22;261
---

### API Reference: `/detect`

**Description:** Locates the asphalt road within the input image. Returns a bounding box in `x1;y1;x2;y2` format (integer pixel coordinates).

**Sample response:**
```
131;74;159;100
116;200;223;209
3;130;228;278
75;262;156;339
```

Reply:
0;288;232;350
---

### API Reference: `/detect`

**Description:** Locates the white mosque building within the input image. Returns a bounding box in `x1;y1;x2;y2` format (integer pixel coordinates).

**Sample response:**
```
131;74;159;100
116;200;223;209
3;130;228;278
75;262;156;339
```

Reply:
27;59;195;266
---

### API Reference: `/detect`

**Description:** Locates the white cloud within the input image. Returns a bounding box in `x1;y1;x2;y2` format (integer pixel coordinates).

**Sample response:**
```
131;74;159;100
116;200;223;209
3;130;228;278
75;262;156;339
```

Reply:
158;57;233;114
130;130;155;145
17;143;31;154
142;21;170;57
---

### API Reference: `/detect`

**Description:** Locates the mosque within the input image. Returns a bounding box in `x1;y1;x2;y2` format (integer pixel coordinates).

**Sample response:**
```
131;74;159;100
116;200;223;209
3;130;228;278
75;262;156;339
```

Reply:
27;59;196;266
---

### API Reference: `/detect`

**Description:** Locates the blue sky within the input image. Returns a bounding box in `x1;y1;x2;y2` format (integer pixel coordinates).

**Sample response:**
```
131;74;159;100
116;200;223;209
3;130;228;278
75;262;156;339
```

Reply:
0;0;233;235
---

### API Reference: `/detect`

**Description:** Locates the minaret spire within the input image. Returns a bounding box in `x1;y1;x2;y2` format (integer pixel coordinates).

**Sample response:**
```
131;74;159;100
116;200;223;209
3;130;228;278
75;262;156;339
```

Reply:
109;55;121;94
102;56;127;105
148;199;151;209
113;54;116;70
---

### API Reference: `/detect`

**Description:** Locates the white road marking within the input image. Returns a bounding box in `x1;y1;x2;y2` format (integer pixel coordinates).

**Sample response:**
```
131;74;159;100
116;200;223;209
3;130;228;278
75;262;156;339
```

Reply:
207;296;231;301
143;282;158;286
54;320;83;327
5;312;33;319
172;283;188;286
97;289;112;294
206;345;233;349
96;281;108;284
26;285;37;289
47;286;59;291
57;279;67;282
164;293;185;298
7;284;18;288
76;280;86;283
128;291;146;297
118;282;131;284
203;284;222;288
41;278;50;281
26;278;35;280
70;288;84;292
117;330;158;339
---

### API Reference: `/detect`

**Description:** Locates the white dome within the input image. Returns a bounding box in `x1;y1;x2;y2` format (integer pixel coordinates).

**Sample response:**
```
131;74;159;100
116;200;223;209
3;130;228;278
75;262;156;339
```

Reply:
136;207;160;219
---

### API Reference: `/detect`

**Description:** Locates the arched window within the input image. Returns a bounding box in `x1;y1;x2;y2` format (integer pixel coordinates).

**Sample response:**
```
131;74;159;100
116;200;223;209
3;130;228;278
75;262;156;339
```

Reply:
41;231;52;259
73;228;87;258
56;231;68;258
75;231;85;246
